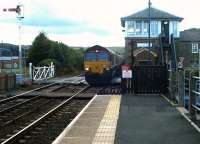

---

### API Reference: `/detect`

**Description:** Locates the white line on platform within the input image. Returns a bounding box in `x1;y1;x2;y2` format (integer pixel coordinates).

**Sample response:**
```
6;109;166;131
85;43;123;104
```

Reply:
179;110;200;133
161;94;177;106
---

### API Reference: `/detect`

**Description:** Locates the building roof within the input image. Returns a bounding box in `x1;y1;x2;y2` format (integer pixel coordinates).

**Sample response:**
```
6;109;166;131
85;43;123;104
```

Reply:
0;56;18;60
180;28;200;42
133;48;157;57
121;7;183;27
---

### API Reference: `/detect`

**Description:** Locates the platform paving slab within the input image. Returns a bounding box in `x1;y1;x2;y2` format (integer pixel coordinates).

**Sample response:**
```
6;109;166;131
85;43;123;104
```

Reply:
53;95;121;144
115;94;200;144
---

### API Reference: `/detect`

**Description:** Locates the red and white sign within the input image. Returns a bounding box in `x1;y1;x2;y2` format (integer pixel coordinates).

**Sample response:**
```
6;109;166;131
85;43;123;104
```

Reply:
121;64;130;71
122;70;132;78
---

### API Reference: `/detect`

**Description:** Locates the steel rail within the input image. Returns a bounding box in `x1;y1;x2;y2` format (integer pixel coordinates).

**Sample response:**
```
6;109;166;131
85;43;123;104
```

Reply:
1;100;51;128
0;96;40;114
1;86;90;144
0;83;56;104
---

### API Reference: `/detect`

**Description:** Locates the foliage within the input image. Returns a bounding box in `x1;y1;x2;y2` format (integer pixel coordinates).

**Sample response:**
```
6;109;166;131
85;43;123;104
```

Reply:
38;58;62;69
28;32;51;65
27;32;84;74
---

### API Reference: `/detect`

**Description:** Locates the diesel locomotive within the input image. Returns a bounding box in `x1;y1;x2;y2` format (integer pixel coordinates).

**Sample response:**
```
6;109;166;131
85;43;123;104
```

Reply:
84;45;123;85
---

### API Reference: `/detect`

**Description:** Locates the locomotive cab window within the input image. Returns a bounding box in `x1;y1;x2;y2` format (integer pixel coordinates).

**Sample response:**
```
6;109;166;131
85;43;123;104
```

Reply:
98;52;109;61
85;52;96;61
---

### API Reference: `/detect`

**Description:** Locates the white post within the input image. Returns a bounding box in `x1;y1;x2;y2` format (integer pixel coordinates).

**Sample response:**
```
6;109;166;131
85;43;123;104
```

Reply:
51;62;54;77
18;21;23;84
17;4;24;84
29;63;32;80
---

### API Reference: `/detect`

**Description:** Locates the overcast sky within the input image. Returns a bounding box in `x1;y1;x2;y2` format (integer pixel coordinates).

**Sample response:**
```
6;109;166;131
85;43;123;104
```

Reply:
0;0;199;47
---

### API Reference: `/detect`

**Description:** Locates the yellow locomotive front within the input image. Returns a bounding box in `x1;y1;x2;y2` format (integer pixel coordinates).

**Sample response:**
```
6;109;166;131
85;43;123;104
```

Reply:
84;46;112;85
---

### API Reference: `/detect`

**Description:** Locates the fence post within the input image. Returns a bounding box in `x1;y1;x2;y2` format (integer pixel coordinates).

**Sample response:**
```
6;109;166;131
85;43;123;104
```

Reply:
189;70;196;121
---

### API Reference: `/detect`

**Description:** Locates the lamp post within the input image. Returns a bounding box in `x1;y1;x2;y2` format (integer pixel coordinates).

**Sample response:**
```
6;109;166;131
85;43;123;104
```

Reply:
3;4;24;84
17;8;24;84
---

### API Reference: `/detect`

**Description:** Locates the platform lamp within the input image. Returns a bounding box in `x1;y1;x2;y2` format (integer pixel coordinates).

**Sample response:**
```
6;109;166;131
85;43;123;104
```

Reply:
3;4;24;84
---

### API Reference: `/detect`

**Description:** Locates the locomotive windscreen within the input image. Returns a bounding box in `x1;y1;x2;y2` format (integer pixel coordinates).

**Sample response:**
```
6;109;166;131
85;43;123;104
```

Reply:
98;52;109;61
85;52;96;61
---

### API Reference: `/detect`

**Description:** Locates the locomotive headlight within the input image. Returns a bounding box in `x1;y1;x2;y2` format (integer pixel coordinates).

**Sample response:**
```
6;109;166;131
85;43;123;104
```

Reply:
106;67;110;70
85;67;89;71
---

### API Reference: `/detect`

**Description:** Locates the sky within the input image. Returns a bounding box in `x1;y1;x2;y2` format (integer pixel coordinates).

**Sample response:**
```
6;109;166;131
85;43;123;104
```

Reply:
0;0;199;47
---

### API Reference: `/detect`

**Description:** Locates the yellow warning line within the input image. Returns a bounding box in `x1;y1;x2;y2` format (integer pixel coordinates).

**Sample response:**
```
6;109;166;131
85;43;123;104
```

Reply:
92;95;121;144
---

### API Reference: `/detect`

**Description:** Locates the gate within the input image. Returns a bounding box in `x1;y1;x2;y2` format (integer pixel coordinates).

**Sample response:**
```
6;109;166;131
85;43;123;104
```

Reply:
29;62;55;81
133;65;167;94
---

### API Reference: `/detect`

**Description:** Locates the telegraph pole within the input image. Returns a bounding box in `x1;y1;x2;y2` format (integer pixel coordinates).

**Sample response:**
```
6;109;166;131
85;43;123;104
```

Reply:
3;4;24;84
148;0;151;61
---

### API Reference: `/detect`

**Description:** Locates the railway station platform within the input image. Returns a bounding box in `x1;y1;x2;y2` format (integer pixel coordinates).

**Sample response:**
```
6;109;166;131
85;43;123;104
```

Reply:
53;94;200;144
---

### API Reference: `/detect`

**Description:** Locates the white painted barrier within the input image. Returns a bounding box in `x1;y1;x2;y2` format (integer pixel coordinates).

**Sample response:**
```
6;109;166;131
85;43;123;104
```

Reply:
29;62;55;81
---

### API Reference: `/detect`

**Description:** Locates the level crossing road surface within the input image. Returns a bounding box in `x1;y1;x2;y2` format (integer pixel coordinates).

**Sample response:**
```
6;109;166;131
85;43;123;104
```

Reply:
115;94;200;144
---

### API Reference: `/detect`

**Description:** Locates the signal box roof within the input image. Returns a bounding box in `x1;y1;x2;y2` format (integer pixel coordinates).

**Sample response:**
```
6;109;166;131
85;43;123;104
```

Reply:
121;7;183;27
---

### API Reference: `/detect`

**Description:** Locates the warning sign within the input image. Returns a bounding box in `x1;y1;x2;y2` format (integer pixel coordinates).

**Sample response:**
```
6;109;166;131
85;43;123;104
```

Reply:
122;70;132;78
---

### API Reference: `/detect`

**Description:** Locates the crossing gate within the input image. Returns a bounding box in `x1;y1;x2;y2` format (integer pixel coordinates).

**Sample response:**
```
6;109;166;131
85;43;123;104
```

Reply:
122;65;167;94
29;62;55;81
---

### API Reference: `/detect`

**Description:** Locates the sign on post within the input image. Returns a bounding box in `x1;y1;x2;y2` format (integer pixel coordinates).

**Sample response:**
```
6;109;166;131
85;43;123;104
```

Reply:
122;70;132;78
121;64;132;78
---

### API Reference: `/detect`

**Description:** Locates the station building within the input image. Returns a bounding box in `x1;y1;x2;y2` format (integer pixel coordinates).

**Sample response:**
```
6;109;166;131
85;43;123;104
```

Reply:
179;28;200;67
121;6;183;64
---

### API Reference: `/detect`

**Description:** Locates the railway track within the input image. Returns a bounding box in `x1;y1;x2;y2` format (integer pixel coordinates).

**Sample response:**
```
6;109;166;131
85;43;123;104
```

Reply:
0;83;89;143
0;83;86;108
98;85;121;95
0;73;85;104
0;83;57;105
15;100;89;144
1;86;101;144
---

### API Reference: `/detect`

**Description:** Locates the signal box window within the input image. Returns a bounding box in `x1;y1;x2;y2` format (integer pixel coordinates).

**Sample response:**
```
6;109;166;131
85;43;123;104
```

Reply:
136;21;142;35
85;53;96;61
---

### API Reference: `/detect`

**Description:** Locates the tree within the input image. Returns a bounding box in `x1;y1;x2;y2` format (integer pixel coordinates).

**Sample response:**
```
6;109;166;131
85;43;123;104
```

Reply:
27;32;84;75
28;32;51;65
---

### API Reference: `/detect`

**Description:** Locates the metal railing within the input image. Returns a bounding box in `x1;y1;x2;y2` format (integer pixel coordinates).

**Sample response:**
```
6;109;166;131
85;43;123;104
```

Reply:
168;68;200;120
189;73;200;120
176;69;200;121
